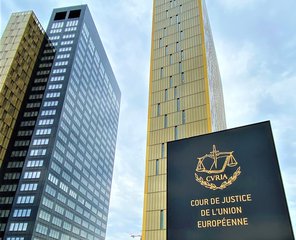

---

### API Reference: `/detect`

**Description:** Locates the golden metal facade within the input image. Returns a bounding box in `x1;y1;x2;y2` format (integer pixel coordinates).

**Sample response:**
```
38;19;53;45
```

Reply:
0;12;44;167
142;0;226;239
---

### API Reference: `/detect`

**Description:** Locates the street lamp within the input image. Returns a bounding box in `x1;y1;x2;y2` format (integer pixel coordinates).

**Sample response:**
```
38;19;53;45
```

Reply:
130;234;142;240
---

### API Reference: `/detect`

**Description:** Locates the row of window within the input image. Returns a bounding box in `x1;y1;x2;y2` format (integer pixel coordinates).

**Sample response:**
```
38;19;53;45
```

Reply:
36;128;51;135
17;195;34;204
24;171;41;179
9;222;28;232
13;209;31;217
20;183;38;191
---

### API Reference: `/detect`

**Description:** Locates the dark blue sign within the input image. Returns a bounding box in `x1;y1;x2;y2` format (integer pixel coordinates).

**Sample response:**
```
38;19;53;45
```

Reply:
167;121;294;240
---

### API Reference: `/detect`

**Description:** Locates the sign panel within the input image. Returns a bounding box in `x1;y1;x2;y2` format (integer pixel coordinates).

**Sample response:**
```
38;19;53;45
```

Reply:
167;121;294;240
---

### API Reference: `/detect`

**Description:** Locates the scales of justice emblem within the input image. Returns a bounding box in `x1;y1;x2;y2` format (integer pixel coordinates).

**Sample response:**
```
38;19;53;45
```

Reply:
194;145;241;190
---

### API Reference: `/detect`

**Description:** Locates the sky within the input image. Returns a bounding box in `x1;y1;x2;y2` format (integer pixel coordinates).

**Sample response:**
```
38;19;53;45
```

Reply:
1;0;295;239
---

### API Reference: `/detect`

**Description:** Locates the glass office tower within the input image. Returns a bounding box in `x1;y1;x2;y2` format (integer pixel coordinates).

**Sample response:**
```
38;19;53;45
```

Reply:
0;5;121;240
142;0;226;239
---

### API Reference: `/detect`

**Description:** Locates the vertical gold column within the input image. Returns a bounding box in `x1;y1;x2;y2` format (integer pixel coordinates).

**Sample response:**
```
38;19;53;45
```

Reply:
142;0;217;239
0;12;45;167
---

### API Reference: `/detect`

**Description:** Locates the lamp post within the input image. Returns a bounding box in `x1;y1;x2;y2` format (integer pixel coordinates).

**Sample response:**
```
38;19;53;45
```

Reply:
130;234;142;240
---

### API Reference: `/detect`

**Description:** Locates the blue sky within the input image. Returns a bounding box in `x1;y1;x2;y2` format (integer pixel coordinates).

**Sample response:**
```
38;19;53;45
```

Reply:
1;0;295;239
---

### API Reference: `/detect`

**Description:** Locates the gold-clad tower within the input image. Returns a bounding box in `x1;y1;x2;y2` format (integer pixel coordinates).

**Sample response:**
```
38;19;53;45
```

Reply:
142;0;226;239
0;12;44;167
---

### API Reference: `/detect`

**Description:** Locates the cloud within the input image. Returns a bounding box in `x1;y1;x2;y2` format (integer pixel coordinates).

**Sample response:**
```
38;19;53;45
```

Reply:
215;35;296;232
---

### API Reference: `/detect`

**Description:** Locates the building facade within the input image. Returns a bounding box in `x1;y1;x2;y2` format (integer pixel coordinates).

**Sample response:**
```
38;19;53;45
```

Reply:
142;0;226;239
0;5;120;240
0;11;45;168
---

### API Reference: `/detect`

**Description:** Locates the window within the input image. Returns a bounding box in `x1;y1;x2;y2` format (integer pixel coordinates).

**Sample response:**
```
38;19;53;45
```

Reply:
160;210;164;229
39;210;51;222
9;222;28;231
157;103;160;116
20;121;35;127
58;47;72;52
17;130;33;136
4;172;20;180
45;185;56;197
7;161;23;168
54;11;66;20
48;174;59;185
34;78;48;83
181;71;185;82
164;114;168;128
46;92;60;98
23;111;38;117
26;102;40;108
36;128;52;135
0;210;10;218
52;216;62;227
179;62;182;73
165;45;168;55
6;237;24;240
175;126;178;140
29;94;43;100
24;171;41;179
27;160;44;167
33;138;49;145
165;89;168;101
50;76;64;82
156;159;159;175
159;38;163;48
180;30;184;40
11;150;27;157
177;98;180;111
0;184;17;192
41;109;56;116
20;183;38;191
42;197;54;209
0;197;13;204
36;223;48;235
38;119;54;125
182;110;186;124
160;67;164;78
57;53;70;59
69;10;81;19
169;54;173;64
48;84;62;89
29;149;46;156
62;34;75;39
161;143;165;158
17;196;34;204
174;86;178;98
49;229;60;239
176;42;180;52
14;140;30;147
61;41;73;46
13;209;31;218
65;27;77;32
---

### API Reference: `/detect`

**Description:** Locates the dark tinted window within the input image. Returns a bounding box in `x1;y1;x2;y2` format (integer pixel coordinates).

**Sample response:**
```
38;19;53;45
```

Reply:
54;11;67;20
68;10;81;19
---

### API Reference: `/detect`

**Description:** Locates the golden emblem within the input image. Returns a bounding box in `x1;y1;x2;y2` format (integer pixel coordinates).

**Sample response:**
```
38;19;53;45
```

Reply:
195;145;241;190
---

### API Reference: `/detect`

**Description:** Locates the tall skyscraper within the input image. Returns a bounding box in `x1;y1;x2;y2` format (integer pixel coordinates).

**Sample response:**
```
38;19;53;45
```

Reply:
0;11;45;168
0;5;121;240
142;0;226;239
